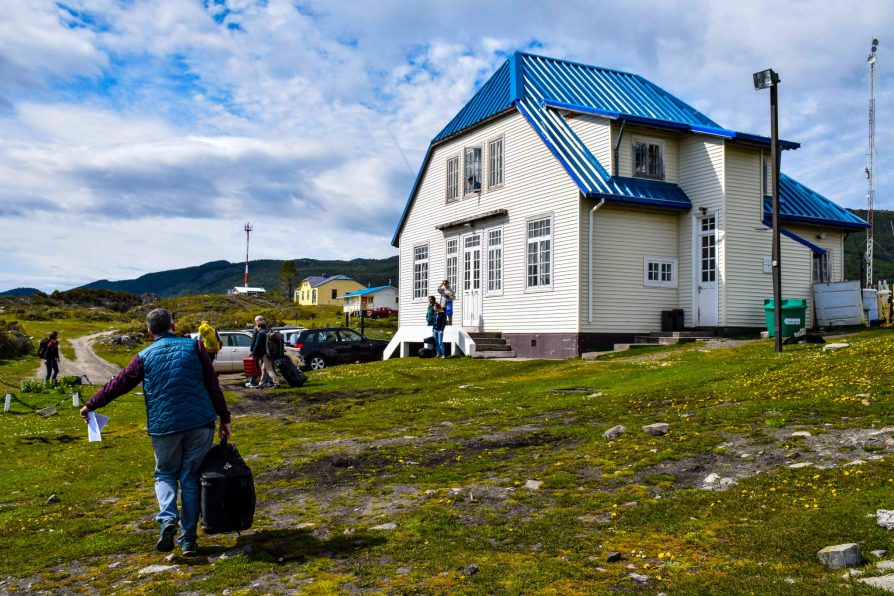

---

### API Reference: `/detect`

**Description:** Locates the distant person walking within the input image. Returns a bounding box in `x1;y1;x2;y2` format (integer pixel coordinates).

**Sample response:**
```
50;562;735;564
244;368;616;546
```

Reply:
438;280;455;325
426;295;436;327
39;331;60;383
197;321;222;363
249;315;277;388
432;303;447;358
79;308;232;557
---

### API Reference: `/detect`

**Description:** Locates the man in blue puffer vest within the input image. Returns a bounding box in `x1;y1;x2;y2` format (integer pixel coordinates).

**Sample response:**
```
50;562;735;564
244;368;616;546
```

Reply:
80;308;232;556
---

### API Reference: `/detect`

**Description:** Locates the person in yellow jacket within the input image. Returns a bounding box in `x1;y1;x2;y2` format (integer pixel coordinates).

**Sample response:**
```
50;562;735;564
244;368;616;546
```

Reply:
197;321;223;363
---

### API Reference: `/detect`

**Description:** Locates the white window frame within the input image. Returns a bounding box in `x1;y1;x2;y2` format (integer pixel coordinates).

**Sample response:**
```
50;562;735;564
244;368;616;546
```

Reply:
486;226;503;295
813;250;831;284
643;256;678;288
445;237;458;289
446;155;460;203
412;243;429;301
463;145;483;196
488;136;504;190
632;136;665;180
525;214;553;292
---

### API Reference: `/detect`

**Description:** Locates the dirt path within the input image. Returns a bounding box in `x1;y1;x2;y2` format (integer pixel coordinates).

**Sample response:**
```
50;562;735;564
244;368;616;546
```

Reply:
34;331;122;384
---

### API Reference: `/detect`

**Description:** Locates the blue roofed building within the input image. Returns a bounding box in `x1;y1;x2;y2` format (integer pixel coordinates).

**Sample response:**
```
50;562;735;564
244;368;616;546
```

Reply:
386;52;866;360
339;285;399;315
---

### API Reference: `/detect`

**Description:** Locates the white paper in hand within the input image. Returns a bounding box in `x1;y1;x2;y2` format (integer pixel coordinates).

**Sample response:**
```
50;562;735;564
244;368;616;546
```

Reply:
87;411;109;442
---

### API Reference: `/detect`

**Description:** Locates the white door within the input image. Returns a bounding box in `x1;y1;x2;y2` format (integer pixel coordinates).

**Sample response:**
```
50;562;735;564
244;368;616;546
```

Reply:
696;215;718;326
462;233;482;327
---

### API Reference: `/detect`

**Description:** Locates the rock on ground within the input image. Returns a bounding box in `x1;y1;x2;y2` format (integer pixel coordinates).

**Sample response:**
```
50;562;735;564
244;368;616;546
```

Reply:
860;575;894;591
878;510;894;530
603;425;626;440
139;564;179;575
642;423;669;436
817;543;862;569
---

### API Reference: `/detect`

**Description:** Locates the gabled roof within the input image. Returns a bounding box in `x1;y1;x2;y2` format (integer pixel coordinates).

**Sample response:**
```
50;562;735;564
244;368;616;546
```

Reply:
340;285;397;298
302;275;356;288
392;52;860;246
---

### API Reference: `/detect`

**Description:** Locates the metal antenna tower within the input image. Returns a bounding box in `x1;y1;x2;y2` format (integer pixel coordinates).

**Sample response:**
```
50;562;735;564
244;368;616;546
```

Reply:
866;38;879;287
244;222;253;287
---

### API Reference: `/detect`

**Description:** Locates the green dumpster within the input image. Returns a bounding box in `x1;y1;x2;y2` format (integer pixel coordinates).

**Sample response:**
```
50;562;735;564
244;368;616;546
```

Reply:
763;298;808;337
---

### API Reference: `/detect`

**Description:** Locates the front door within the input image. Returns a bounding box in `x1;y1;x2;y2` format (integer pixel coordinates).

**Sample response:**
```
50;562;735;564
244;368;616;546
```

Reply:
462;233;482;327
696;215;718;326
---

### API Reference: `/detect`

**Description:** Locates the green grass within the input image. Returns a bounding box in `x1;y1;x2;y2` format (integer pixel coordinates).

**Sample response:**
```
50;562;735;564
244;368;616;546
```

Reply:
2;328;894;593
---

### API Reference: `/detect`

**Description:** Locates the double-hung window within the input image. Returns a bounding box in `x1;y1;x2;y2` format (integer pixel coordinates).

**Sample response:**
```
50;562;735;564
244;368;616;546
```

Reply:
446;155;460;202
464;147;482;194
643;257;678;288
487;228;502;293
633;139;665;179
813;251;831;283
526;217;552;289
488;137;503;188
413;244;429;299
445;238;458;288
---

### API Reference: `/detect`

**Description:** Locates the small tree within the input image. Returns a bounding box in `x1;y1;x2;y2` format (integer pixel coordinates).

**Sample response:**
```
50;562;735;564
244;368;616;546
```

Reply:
280;260;300;301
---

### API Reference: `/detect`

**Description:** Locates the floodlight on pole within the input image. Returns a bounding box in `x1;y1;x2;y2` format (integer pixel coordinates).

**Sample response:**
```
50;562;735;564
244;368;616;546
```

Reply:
753;68;783;353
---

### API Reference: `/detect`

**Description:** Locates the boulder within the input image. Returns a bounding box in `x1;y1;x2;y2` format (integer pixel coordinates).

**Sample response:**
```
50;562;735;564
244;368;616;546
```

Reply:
603;425;626;440
642;423;669;436
879;510;894;530
817;543;862;569
860;575;894;591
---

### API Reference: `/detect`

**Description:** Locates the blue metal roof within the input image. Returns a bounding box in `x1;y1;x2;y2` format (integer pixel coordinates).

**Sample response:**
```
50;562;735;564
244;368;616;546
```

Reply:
341;285;395;298
762;174;868;230
392;52;855;246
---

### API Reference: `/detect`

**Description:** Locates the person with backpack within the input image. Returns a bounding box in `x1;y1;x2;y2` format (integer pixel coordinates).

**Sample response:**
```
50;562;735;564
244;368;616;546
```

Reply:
39;331;60;383
249;315;277;388
426;295;436;327
197;321;222;363
79;308;231;557
432;303;447;358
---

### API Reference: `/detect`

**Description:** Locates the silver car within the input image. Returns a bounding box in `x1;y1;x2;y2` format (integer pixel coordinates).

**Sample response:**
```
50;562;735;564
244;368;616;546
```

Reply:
191;330;304;374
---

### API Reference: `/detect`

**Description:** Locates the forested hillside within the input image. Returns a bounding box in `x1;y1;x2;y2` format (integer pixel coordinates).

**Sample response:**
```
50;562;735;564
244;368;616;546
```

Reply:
78;256;399;297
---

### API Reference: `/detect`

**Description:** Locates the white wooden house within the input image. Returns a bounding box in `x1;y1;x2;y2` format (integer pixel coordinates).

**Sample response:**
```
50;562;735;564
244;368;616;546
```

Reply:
340;285;399;314
385;52;866;359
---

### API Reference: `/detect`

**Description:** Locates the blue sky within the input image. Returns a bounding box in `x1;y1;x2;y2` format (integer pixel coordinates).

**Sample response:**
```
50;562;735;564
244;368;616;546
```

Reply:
1;0;892;291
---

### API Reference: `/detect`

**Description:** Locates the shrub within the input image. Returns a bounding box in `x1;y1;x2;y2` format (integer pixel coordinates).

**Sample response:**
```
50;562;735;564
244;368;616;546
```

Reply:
0;320;32;359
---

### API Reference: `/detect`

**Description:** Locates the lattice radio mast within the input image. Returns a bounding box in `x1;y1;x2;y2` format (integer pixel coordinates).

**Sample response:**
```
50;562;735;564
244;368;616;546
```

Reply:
866;38;878;287
244;222;253;287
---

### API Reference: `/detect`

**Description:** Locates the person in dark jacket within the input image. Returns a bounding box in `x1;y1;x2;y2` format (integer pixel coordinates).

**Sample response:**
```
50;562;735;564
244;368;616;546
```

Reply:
44;331;60;383
432;303;447;358
426;295;436;326
249;315;276;388
79;308;231;557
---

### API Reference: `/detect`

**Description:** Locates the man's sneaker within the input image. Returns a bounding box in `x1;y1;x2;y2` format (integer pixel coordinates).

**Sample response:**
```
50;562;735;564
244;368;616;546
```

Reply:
245;382;258;388
181;540;198;556
156;521;177;552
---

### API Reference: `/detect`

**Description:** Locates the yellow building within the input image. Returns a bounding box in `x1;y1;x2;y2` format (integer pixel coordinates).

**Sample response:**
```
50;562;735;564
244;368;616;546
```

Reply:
294;275;366;306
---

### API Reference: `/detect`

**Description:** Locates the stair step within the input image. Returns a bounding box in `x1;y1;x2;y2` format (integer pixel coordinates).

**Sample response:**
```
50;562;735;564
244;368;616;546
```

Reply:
468;332;503;339
474;350;517;359
647;331;719;338
474;338;509;348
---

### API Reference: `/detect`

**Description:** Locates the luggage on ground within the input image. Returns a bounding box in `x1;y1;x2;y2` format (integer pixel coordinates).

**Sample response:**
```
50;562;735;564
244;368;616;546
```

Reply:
274;357;307;387
243;357;260;378
266;331;285;359
418;347;435;358
199;437;256;534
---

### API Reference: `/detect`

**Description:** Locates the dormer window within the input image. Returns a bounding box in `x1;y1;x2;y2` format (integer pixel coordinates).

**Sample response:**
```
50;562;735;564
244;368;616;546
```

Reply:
633;139;664;180
464;146;482;194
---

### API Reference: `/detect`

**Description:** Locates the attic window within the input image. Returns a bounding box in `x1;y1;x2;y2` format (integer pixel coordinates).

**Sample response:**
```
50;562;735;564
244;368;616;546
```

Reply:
633;139;665;180
446;155;460;202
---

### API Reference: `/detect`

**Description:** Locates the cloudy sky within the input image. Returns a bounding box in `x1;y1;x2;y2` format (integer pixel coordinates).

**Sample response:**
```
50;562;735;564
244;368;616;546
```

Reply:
1;0;892;292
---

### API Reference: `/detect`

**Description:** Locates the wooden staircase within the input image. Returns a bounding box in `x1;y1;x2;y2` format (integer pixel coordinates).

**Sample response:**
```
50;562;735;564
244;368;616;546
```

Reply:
468;332;516;358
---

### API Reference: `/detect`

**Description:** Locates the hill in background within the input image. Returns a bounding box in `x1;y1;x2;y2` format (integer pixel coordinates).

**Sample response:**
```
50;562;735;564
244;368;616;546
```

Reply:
844;209;894;283
0;287;42;297
78;256;398;298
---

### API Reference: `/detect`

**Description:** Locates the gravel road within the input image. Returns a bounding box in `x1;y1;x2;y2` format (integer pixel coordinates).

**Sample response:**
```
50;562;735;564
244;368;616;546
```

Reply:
34;331;123;385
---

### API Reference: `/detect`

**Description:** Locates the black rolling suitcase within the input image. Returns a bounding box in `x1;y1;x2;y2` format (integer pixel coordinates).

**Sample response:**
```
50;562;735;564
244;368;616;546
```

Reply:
274;357;307;387
418;336;436;358
199;437;256;534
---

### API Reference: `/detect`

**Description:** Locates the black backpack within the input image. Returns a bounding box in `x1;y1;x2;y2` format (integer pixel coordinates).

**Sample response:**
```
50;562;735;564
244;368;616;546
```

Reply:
266;331;285;359
199;438;256;534
37;339;49;359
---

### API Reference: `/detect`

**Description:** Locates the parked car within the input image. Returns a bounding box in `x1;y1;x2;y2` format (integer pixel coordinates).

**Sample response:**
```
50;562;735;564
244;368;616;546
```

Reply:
190;329;305;373
274;326;308;348
292;327;388;370
189;330;254;374
364;307;398;319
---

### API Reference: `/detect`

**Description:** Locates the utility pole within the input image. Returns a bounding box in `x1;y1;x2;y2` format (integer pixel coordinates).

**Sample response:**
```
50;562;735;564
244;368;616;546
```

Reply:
866;38;878;288
244;222;253;288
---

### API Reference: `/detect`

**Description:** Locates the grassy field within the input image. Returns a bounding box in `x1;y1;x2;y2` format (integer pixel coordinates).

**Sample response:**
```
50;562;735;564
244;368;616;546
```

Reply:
2;327;894;593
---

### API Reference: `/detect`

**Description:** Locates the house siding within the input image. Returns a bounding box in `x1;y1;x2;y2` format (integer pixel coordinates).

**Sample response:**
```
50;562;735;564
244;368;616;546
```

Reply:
397;111;581;334
567;114;613;173
580;204;679;333
678;136;725;327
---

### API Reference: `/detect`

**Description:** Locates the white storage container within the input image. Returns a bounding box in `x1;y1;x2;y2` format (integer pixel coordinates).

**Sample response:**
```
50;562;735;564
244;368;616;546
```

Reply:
863;288;879;324
813;280;863;327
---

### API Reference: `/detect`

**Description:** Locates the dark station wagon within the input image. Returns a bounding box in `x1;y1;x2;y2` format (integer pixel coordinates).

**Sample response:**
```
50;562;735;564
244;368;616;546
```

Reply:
292;327;388;370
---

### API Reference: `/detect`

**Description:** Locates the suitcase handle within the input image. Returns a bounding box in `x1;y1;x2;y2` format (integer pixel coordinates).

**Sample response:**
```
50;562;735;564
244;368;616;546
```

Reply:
220;435;228;447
